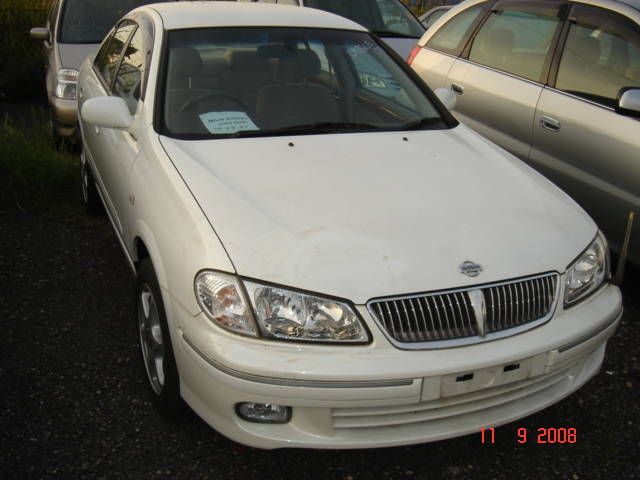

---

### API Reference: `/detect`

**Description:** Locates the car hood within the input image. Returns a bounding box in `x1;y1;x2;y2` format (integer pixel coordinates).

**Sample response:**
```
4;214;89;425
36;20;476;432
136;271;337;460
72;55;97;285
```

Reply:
160;125;595;304
59;43;98;70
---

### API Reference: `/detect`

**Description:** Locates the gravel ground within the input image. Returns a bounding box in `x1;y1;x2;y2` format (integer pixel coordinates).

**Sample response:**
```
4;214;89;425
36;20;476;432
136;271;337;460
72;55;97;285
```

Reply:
1;210;638;480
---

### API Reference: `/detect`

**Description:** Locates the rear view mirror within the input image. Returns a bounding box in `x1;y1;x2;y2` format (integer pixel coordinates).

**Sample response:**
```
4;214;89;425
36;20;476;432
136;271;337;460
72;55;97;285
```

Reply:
81;96;133;130
617;88;640;118
30;27;50;41
434;87;456;111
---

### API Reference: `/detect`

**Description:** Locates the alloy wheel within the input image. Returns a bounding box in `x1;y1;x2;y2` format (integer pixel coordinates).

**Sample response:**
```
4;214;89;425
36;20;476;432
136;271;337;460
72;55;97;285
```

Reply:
138;284;166;395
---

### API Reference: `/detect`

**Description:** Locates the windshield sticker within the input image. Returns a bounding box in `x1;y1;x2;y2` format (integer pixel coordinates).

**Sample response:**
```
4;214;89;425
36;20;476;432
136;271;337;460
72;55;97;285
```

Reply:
199;111;259;134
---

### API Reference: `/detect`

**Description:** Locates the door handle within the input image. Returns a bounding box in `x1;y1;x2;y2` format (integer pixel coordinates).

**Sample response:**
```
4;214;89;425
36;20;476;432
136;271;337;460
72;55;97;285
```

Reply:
451;83;464;95
540;116;561;132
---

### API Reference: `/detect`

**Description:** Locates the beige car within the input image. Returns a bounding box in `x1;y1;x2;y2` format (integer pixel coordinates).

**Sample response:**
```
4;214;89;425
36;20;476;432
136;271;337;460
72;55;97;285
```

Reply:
30;0;161;145
409;0;640;264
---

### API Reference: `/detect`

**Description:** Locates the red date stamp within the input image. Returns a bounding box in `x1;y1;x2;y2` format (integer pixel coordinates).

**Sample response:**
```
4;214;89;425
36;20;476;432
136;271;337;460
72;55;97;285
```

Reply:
480;427;577;444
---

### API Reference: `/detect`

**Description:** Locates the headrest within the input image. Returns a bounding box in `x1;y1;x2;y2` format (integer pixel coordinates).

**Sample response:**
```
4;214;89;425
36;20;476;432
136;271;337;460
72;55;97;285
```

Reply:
168;47;202;77
276;50;322;83
572;36;601;66
224;49;269;72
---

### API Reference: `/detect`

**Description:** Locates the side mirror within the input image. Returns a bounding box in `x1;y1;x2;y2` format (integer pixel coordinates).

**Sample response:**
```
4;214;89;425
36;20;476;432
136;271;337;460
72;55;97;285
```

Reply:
618;88;640;118
81;96;133;130
434;87;456;111
30;27;50;41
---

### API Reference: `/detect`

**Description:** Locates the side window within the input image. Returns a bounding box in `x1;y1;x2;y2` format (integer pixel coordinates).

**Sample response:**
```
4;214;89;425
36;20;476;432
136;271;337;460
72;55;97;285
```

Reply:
468;2;562;82
94;31;115;73
426;5;485;55
93;22;136;90
114;27;146;114
555;6;640;108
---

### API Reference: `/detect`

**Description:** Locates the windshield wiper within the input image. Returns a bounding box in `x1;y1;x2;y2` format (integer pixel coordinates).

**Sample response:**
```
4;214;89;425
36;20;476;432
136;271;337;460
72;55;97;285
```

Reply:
400;117;444;131
229;122;383;138
370;30;421;39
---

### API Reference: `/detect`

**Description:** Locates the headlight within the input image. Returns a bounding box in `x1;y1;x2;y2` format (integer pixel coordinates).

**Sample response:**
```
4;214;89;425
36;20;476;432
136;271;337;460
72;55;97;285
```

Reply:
55;68;78;100
194;271;257;337
243;281;369;343
564;232;610;307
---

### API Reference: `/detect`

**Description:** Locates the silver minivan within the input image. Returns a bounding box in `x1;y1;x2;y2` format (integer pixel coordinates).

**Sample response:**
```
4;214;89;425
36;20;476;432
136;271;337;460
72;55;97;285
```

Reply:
409;0;640;263
30;0;163;145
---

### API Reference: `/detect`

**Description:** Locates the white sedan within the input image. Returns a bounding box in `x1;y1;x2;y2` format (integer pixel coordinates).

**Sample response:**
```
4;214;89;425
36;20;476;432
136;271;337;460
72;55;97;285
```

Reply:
77;2;622;449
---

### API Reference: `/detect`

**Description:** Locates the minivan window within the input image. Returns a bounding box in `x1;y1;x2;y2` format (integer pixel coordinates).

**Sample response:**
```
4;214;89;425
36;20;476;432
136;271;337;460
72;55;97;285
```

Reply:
58;0;157;44
468;3;562;82
305;0;425;38
426;5;485;55
555;5;640;108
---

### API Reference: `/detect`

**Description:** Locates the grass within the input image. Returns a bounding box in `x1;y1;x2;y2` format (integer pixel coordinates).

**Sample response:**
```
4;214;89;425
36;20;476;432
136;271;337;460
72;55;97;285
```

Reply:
0;108;82;217
0;0;51;100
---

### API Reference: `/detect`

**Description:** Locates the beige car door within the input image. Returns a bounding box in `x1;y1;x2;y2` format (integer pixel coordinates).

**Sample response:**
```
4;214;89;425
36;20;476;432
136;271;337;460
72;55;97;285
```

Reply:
444;0;565;160
530;4;640;260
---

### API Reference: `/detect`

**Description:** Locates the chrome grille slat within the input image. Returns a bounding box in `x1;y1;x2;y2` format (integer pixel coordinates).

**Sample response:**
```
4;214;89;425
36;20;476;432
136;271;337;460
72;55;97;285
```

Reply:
368;273;558;346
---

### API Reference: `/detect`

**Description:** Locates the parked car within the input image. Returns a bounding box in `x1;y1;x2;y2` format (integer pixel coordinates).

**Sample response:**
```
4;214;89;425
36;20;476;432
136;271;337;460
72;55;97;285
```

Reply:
419;5;452;29
78;1;621;449
409;0;640;264
239;0;426;58
30;0;166;146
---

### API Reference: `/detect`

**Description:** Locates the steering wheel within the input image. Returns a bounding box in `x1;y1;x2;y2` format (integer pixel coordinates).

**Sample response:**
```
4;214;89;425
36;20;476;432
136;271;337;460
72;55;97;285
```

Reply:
178;92;248;114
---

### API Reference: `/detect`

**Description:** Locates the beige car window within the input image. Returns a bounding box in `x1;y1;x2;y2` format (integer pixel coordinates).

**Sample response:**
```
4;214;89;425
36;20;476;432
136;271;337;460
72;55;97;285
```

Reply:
426;5;485;55
469;4;562;82
555;6;640;108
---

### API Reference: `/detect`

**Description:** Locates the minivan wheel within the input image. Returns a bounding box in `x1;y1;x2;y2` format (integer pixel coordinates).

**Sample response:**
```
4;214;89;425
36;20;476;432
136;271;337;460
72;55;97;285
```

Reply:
136;259;182;415
80;153;103;215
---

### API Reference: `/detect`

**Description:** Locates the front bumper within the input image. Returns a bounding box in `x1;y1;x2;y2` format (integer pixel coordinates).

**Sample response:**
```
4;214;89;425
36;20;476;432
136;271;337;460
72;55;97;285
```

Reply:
170;283;622;449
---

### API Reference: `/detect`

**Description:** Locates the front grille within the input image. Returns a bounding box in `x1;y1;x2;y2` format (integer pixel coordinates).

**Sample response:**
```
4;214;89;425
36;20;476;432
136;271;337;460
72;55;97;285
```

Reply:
368;273;558;347
484;275;557;333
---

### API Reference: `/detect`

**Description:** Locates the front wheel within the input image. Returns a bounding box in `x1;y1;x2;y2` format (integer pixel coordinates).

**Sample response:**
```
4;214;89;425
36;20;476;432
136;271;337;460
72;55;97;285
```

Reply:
136;259;182;415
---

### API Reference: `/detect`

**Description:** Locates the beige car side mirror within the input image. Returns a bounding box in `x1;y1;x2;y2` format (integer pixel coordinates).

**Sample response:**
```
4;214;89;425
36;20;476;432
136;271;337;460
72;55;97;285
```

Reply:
434;87;456;111
30;27;50;41
618;88;640;118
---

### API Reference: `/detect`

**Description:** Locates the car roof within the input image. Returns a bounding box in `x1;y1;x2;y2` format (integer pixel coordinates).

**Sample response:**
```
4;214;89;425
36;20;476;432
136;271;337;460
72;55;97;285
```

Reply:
142;1;367;31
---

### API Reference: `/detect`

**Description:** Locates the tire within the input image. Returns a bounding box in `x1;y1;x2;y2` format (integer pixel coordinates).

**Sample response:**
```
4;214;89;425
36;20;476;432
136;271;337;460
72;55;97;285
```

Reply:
80;151;103;215
136;259;182;416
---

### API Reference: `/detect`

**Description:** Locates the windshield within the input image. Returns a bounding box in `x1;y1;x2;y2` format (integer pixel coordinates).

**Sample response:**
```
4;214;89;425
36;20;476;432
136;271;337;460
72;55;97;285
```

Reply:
305;0;424;38
162;28;446;138
58;0;159;44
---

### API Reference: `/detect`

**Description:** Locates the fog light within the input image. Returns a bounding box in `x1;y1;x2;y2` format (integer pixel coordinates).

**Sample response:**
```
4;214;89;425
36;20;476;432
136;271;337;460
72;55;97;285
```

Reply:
235;402;291;424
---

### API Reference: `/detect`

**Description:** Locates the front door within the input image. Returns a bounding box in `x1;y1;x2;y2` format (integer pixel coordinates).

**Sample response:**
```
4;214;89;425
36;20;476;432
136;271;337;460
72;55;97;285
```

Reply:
445;0;565;160
81;21;137;234
530;4;640;259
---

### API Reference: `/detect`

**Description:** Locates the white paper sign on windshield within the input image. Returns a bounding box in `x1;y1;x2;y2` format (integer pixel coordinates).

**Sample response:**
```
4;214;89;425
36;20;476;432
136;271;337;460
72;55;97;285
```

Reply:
199;111;259;134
